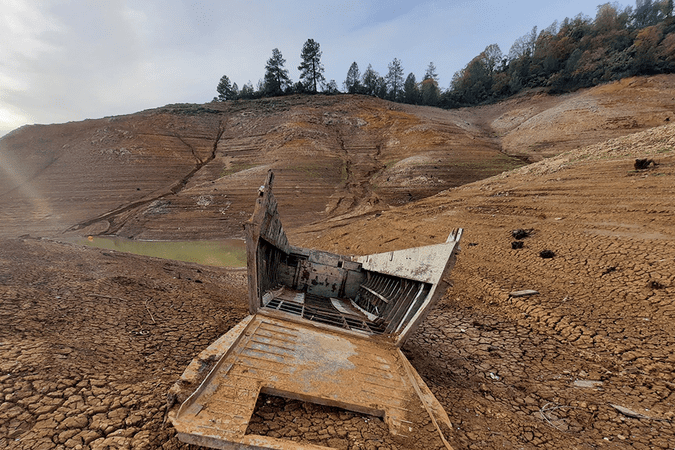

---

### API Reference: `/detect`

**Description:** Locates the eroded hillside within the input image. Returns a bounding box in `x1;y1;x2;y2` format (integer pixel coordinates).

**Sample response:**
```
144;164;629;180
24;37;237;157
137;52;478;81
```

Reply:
2;74;674;241
0;96;519;240
1;78;675;449
475;74;675;161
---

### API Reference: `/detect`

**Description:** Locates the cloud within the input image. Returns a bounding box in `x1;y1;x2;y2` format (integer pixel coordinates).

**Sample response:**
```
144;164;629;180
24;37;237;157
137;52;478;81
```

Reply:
1;0;603;137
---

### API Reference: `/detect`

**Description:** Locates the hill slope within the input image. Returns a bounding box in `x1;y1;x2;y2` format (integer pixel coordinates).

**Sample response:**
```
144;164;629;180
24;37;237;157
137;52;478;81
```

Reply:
0;78;674;449
0;96;520;239
303;122;675;448
1;75;674;241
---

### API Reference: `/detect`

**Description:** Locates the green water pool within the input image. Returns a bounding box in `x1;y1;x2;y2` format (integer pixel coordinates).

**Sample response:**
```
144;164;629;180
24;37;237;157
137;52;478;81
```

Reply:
71;236;246;268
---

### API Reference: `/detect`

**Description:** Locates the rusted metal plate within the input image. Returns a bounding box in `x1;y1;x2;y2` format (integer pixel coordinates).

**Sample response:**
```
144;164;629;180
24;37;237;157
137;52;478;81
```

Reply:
169;170;461;449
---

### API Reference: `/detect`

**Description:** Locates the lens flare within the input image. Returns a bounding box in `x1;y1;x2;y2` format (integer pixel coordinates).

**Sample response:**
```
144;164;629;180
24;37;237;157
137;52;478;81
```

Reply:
0;146;54;231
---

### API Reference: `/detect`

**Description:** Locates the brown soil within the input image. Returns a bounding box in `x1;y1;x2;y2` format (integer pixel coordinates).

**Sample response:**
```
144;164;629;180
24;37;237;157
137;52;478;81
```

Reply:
2;75;673;242
305;124;675;449
0;96;523;241
1;75;675;449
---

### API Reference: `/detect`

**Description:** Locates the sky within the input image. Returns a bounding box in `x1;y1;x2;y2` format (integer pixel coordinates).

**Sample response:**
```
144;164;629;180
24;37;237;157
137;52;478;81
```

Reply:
1;0;619;137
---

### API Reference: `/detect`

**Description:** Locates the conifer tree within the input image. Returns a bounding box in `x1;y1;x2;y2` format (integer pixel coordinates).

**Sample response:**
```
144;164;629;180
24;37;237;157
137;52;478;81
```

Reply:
424;62;438;82
324;80;339;94
344;62;362;94
421;62;440;105
403;73;420;104
385;58;405;101
361;64;379;96
264;48;291;96
216;75;238;101
298;39;325;93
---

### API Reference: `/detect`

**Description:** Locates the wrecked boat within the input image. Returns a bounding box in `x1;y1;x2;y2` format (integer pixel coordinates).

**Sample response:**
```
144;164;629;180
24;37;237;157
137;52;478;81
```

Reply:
168;171;463;449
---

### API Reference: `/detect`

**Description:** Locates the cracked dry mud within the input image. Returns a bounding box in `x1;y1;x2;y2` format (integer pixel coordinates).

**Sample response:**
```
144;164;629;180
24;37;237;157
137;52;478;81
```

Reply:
2;77;675;449
306;125;675;449
3;125;675;449
0;241;248;450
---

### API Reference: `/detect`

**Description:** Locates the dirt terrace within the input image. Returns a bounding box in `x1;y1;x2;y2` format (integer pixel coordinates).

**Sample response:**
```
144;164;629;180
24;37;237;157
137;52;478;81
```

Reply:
2;75;674;242
1;123;674;449
2;77;675;449
305;124;675;449
0;96;522;242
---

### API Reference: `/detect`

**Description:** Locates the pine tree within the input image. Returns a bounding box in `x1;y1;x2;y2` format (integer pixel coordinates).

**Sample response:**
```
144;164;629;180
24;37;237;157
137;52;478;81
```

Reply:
324;80;339;94
385;58;404;101
403;73;420;104
424;62;438;82
344;62;362;94
216;75;237;101
422;62;440;106
375;76;388;98
263;48;291;96
361;64;379;96
240;81;255;99
298;39;325;93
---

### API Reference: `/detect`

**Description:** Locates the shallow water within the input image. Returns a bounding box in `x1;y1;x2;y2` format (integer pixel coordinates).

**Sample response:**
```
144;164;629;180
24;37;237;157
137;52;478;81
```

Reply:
69;236;246;267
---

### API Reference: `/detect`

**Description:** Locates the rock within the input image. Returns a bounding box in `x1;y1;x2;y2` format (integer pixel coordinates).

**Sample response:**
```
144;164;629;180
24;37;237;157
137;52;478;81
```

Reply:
573;380;603;388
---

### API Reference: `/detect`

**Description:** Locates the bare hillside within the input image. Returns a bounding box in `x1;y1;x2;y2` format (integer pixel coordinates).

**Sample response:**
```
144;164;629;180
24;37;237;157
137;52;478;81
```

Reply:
475;74;675;161
0;77;674;449
0;96;520;240
2;75;674;241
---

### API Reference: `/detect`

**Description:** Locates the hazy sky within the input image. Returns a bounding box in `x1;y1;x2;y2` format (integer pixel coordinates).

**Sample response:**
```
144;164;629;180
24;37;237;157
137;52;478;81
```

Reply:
1;0;617;137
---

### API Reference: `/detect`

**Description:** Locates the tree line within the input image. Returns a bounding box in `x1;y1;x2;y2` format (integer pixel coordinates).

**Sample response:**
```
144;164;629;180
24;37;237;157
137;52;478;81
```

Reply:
215;39;338;101
215;1;675;108
215;38;443;107
447;0;675;107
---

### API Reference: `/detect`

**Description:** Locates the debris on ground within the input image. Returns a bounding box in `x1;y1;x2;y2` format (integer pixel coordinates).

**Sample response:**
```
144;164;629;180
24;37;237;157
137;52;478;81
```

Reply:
511;229;532;240
509;290;539;297
634;158;657;170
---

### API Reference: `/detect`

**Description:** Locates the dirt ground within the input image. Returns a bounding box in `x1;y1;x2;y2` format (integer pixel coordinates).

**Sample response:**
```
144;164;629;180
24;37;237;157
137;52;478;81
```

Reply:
0;239;249;449
2;125;674;449
303;124;675;449
2;77;675;449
